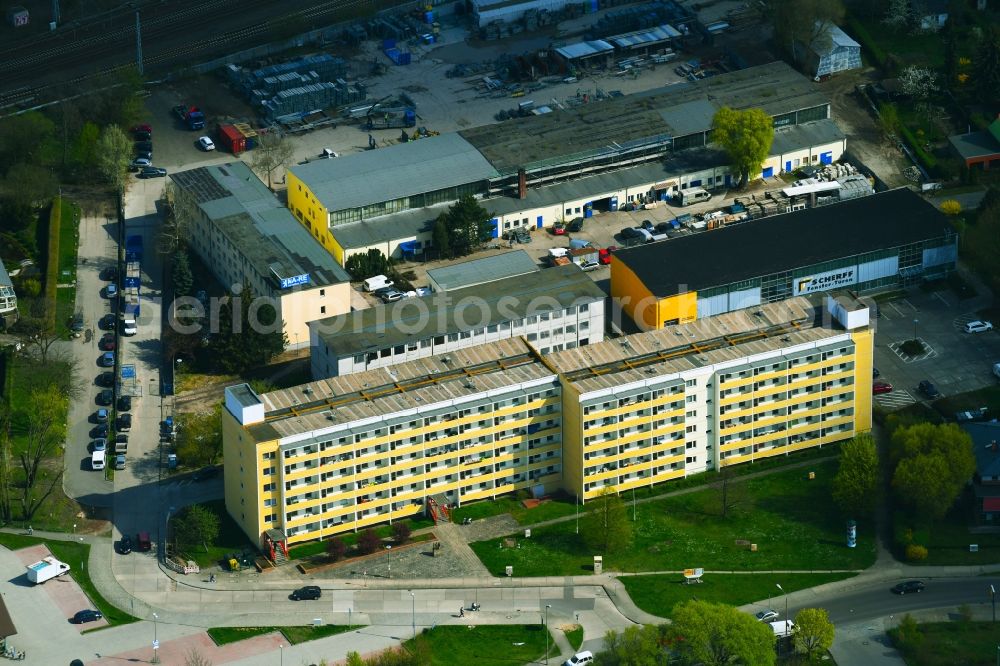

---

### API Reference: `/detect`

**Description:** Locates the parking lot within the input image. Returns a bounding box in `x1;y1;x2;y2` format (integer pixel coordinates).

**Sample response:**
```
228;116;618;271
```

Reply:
871;283;1000;412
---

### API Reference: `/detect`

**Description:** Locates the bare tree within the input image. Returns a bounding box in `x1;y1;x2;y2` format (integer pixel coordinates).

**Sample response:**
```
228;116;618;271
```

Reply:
18;386;67;520
250;132;295;189
184;648;213;666
13;310;63;364
717;465;748;519
883;0;915;31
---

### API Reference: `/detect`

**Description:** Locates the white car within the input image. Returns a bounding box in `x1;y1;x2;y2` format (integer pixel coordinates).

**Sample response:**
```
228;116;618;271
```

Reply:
198;136;216;151
755;609;780;622
964;320;994;334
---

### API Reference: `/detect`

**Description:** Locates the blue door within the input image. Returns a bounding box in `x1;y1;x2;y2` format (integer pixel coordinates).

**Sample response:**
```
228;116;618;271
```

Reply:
490;218;499;238
820;152;833;164
609;196;619;212
762;167;774;178
536;215;543;229
725;174;733;187
584;202;593;218
785;161;791;173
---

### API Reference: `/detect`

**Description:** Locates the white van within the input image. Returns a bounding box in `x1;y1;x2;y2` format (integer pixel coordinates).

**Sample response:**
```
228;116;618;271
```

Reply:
91;450;106;470
564;651;593;666
363;275;393;292
678;187;712;206
122;316;137;336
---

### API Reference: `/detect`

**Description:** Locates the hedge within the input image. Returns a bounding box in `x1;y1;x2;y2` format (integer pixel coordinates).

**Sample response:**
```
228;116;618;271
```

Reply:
846;16;887;69
899;125;938;171
43;197;61;331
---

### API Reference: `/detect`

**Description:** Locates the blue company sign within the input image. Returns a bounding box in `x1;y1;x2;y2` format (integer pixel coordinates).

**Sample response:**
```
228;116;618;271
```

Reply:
280;274;310;289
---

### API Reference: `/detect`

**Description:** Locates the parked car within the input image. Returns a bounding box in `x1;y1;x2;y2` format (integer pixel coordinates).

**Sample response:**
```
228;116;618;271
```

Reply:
138;166;167;178
116;413;132;432
579;260;601;272
90;424;108;439
72;609;103;624
133;130;152;142
873;380;893;395
134;150;152;161
115;454;126;470
99;333;116;351
918;380;940;399
105;284;117;298
640;219;654;231
956;407;989;422
620;227;643;240
290;585;322;601
598;247;617;265
551;222;566;235
372;285;397;297
90;438;107;452
564;651;594;666
99;314;116;330
566;217;584;232
755;609;780;622
379;290;404;303
198;136;216;151
134;140;153;153
69;311;85;333
98;352;115;367
891;580;925;594
118;535;133;555
96;389;114;406
129;157;151;171
118;395;132;412
131;124;152;134
654;221;673;233
95;409;109;423
964;320;994;334
96;371;115;387
101;266;118;281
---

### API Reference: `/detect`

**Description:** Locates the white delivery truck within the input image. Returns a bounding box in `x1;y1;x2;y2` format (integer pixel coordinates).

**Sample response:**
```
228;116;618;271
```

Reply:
26;556;70;584
363;275;393;292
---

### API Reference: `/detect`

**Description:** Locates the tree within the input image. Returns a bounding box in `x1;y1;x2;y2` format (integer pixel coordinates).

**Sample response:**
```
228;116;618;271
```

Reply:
580;489;633;554
357;528;382;555
765;0;844;61
898;66;939;101
436;195;492;257
939;199;962;216
176;404;223;468
2;163;58;209
96;125;132;191
882;0;914;30
12;312;63;364
392;521;411;544
207;283;287;374
184;649;213;666
973;25;1000;108
171;249;194;298
594;624;668;666
794;608;835;659
890;422;976;521
344;248;392;281
16;385;67;519
432;217;452;260
832;433;880;516
668;600;776;666
250;132;295;189
716;465;748;518
0;112;57;170
327;537;347;561
711;107;774;188
173;504;221;553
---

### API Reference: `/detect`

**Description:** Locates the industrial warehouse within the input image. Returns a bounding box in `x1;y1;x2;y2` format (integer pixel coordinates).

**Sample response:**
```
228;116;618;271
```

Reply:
610;188;957;331
285;61;847;266
223;293;873;544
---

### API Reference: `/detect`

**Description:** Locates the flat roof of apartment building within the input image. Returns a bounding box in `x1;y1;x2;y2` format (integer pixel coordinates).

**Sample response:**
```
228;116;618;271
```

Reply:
243;337;553;442
170;162;351;288
615;188;952;298
311;263;605;357
550;296;858;395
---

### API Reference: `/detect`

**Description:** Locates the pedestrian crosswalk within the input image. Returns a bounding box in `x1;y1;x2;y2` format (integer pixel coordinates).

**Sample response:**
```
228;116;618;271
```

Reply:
875;389;916;410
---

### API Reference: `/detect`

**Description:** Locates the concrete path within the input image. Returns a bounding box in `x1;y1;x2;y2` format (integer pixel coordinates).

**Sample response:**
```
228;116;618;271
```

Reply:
432;523;491;577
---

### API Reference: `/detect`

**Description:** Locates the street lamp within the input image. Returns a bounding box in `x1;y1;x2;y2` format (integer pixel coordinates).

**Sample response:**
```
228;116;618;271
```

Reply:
544;604;552;665
775;583;788;637
279;644;284;666
912;318;919;342
151;612;159;663
409;590;416;638
386;545;392;579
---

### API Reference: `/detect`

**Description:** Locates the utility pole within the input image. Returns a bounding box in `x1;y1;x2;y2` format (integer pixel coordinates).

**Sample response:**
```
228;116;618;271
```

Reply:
51;0;60;26
135;11;143;76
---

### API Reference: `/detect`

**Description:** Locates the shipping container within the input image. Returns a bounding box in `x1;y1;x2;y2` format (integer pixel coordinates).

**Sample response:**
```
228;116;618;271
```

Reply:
217;124;246;155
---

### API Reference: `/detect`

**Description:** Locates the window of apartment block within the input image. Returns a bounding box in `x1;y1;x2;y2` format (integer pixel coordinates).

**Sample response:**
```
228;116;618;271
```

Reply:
686;425;697;433
319;289;325;296
686;456;697;464
320;306;326;314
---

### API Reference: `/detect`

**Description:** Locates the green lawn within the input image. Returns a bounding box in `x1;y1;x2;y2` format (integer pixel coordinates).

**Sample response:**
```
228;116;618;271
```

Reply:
173;500;255;568
57;200;79;282
451;493;577;526
620;572;858;619
563;625;584;651
469;462;876;577
287;516;436;560
207;624;355;646
892;621;1000;666
403;625;555;666
0;533;137;625
897;491;1000;565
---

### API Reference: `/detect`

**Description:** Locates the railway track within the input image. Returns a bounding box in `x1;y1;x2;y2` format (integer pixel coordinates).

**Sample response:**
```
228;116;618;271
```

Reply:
0;0;380;111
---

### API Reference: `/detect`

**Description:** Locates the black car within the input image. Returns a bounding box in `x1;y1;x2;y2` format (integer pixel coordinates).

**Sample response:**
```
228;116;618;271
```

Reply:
96;389;114;406
891;580;925;594
118;395;132;412
96;371;115;388
565;217;584;232
135;140;153;153
640;219;654;231
90;424;109;439
119;535;133;554
620;227;642;240
290;585;322;601
72;609;103;624
139;166;167;179
101;266;118;281
69;312;85;333
918;380;940;399
134;131;152;142
99;314;117;330
116;413;132;432
654;222;672;233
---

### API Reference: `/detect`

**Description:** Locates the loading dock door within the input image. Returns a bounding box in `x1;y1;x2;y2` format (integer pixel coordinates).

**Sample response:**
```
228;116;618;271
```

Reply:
490;218;499;238
761;167;774;178
785;161;792;173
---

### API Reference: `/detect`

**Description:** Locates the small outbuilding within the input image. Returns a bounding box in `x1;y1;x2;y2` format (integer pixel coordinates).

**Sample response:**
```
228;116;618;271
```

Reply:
949;119;1000;171
795;23;861;79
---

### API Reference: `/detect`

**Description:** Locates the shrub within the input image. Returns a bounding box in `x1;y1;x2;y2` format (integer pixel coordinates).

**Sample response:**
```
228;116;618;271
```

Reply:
900;339;925;355
18;278;41;298
392;522;411;545
905;543;928;561
890;614;923;653
940;200;962;216
356;528;381;555
44;197;60;331
327;538;347;562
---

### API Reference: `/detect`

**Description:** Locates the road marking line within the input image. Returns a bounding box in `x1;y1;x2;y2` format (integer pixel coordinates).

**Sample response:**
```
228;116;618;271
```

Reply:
933;292;950;307
888;302;905;317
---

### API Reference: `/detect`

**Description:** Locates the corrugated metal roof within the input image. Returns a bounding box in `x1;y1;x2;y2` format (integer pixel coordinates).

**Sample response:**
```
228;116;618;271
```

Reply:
170;162;350;287
554;40;614;60
427;250;539;291
330;205;444;250
771;119;845;155
659;99;717;137
608;24;681;49
289;133;498;213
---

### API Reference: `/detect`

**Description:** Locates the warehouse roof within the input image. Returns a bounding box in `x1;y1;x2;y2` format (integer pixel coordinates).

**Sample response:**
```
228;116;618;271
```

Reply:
607;24;682;49
330;205;443;250
554;40;614;60
771;119;844;155
243;338;554;441
288;133;498;213
460;61;828;174
170;163;350;287
551;296;854;394
614;188;953;298
427;250;539;291
310;263;605;357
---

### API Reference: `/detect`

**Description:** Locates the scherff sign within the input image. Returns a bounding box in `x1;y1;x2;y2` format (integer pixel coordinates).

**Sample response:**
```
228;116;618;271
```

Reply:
793;267;856;295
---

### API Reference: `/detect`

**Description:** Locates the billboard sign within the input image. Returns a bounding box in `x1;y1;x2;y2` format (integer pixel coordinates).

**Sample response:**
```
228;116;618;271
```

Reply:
793;267;856;295
279;274;310;289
